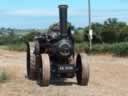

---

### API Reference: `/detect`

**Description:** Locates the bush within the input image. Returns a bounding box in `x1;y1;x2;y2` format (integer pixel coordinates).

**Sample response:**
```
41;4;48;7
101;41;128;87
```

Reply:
0;33;23;45
75;42;128;56
111;43;128;56
22;31;39;42
0;71;9;82
75;42;89;52
74;31;85;43
91;42;128;56
91;44;112;53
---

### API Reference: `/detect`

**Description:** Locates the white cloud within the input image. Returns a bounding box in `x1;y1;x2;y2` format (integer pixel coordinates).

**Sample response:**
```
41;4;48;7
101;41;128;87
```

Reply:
0;8;128;18
8;9;57;16
0;8;86;17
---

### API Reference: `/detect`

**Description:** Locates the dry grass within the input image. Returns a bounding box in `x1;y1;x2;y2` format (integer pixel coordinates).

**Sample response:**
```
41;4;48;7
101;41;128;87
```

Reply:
0;64;21;80
0;49;26;80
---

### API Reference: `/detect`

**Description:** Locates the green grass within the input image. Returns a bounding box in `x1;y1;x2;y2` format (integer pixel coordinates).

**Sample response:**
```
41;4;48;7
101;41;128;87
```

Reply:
1;42;128;56
5;43;26;52
0;45;7;49
0;43;26;52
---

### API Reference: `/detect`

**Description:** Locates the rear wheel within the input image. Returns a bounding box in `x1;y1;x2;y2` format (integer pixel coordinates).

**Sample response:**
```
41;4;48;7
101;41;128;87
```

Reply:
76;53;89;85
37;54;51;86
26;42;36;80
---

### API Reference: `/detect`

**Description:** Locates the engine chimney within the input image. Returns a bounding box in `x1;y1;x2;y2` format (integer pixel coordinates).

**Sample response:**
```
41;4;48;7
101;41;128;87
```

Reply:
58;5;68;35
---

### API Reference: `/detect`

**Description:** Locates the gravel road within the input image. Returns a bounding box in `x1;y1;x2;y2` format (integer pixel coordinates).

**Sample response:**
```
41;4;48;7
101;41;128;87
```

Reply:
0;49;128;96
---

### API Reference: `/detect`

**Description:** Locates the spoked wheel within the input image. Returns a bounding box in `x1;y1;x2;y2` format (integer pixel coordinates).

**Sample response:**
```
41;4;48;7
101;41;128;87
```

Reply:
37;54;51;86
76;53;89;85
26;42;36;80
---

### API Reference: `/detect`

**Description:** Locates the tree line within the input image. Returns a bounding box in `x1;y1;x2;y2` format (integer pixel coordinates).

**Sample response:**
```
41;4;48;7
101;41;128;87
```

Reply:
74;18;128;44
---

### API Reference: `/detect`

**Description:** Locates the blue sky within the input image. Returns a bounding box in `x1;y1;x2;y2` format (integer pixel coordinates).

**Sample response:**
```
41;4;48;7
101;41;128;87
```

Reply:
0;0;128;29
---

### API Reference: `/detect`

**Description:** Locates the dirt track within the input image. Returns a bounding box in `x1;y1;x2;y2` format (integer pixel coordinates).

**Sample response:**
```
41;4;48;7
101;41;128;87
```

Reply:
0;49;128;96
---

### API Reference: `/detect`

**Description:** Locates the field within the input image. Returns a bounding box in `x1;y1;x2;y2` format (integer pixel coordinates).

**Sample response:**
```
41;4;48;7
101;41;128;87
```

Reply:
0;49;128;96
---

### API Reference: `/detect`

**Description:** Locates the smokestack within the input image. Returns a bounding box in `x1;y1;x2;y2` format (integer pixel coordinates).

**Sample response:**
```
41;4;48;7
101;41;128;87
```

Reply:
58;5;68;35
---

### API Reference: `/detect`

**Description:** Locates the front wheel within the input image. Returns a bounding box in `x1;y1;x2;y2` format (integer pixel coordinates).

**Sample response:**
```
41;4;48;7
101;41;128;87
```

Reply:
76;53;89;85
37;54;51;86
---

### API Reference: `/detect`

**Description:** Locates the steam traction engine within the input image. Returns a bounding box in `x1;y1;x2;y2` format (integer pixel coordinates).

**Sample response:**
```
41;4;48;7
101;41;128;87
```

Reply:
26;5;89;86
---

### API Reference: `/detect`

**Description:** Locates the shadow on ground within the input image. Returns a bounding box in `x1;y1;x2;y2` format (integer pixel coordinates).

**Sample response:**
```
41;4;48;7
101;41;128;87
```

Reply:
50;79;77;86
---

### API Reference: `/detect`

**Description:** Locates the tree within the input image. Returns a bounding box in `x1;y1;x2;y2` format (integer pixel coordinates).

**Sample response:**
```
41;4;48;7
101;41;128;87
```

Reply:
22;31;38;42
74;30;84;43
48;22;74;32
91;23;104;43
119;26;128;42
101;18;127;43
